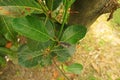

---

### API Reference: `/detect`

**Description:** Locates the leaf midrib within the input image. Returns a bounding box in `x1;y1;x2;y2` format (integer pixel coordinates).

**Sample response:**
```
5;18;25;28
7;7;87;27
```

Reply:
63;31;80;41
16;22;52;40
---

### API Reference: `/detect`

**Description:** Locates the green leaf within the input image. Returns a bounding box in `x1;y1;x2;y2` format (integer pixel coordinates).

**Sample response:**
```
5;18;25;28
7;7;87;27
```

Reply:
0;47;14;56
18;40;52;67
45;19;55;37
45;0;62;11
40;55;52;67
53;45;75;62
63;0;76;10
0;56;6;67
0;0;43;17
68;0;76;8
36;16;55;37
12;15;53;42
27;39;53;51
0;16;17;42
66;63;83;74
61;25;87;44
18;45;43;67
0;34;7;47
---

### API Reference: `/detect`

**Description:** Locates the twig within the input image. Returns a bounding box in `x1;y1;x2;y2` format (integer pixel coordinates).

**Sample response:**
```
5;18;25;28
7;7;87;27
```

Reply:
53;59;70;80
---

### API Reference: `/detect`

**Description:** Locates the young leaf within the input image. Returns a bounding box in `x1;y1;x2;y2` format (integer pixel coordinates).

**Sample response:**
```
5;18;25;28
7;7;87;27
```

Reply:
66;63;83;74
12;16;53;42
61;25;87;44
45;0;62;11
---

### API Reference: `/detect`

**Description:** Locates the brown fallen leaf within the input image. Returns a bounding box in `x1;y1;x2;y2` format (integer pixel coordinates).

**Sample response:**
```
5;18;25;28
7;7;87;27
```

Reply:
53;70;59;79
91;63;100;73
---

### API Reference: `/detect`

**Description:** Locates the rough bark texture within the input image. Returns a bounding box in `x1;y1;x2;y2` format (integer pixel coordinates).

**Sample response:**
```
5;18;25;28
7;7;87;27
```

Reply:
68;0;119;28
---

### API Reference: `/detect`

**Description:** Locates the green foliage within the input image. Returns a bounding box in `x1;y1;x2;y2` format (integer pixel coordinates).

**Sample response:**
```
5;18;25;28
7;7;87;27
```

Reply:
112;9;120;25
116;78;120;80
66;63;83;74
0;0;43;17
45;0;62;11
0;56;6;67
53;46;75;62
63;0;76;10
88;76;97;80
12;15;53;42
61;25;87;44
0;16;17;42
0;0;87;76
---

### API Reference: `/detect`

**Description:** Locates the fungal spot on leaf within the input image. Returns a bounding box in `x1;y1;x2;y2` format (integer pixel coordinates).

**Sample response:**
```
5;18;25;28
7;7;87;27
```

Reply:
25;7;31;12
4;11;11;15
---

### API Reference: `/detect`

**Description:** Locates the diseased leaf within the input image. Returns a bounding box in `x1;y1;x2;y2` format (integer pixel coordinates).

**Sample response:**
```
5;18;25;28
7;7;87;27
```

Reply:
61;25;87;44
12;15;53;42
0;6;35;17
66;63;83;74
0;0;43;17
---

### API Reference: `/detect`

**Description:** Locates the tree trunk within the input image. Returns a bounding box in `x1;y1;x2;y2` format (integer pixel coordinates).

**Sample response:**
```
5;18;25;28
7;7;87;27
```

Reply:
68;0;119;28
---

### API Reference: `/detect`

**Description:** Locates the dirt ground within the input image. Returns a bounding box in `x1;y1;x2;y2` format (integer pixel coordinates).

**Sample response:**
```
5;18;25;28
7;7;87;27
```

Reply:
0;14;120;80
72;14;120;80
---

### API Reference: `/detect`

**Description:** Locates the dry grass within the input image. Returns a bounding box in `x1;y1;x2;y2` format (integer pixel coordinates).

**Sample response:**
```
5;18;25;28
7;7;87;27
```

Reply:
72;14;120;80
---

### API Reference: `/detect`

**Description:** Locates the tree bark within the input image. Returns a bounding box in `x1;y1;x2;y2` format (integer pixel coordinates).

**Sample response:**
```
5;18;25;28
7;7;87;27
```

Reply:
68;0;119;28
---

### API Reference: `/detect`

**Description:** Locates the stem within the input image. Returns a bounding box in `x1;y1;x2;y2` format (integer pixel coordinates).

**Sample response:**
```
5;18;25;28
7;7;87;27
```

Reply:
58;2;68;39
53;59;70;80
